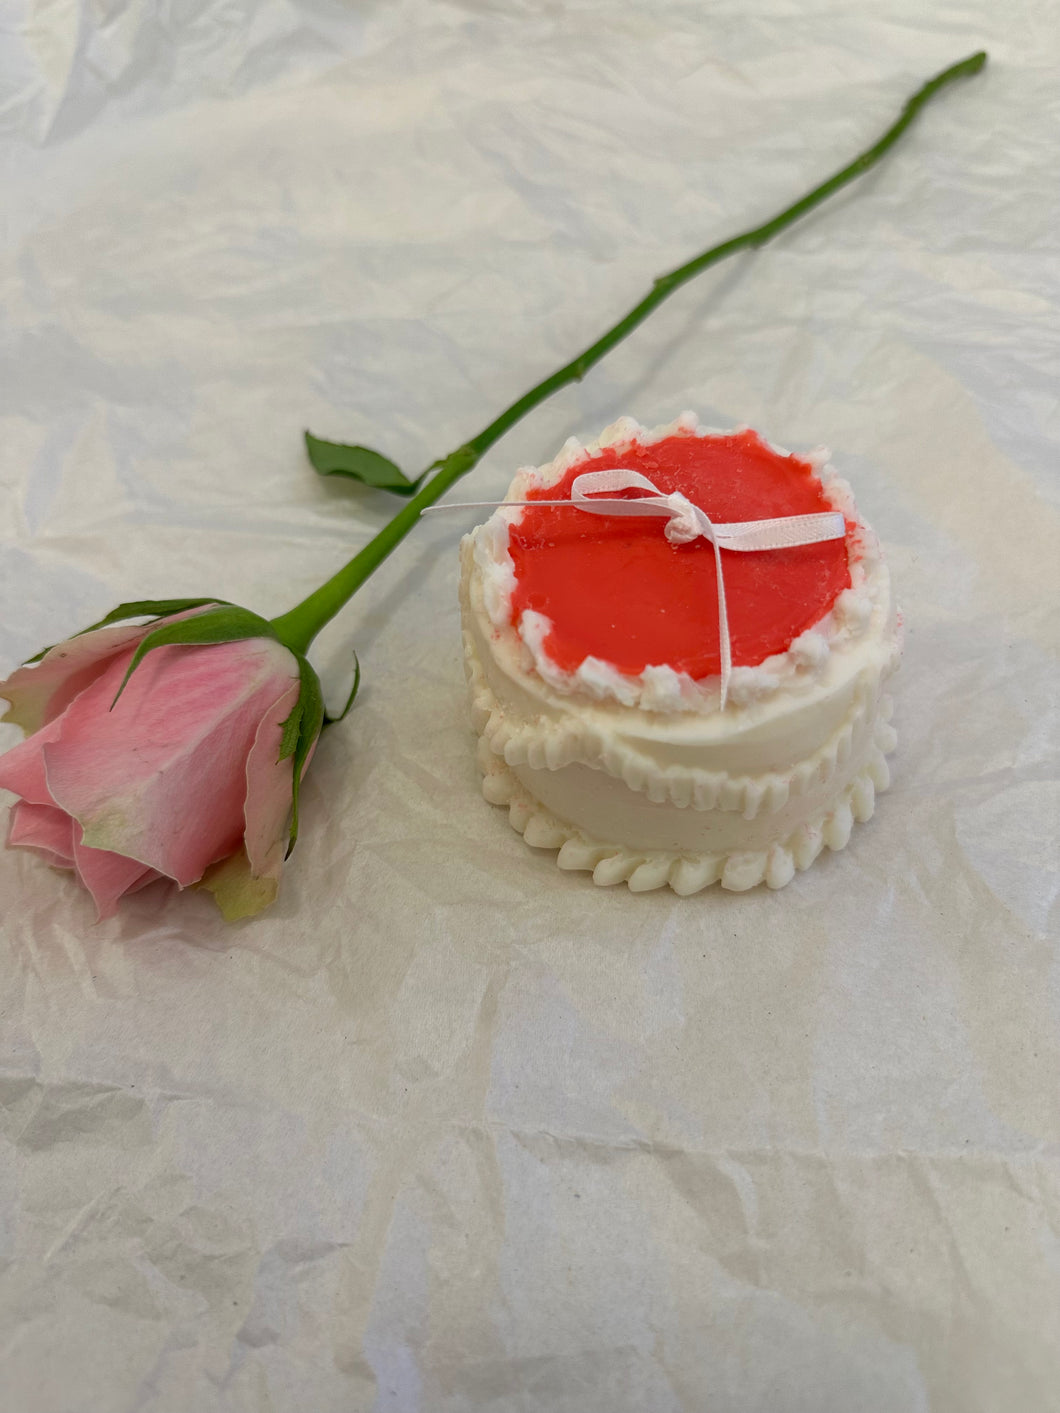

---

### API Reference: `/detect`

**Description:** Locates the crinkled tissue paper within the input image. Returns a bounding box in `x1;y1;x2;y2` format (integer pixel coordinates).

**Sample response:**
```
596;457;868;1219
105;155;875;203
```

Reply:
1;2;1058;1410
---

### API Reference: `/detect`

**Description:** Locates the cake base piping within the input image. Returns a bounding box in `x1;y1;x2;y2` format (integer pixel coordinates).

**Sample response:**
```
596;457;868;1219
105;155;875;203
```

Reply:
475;741;894;895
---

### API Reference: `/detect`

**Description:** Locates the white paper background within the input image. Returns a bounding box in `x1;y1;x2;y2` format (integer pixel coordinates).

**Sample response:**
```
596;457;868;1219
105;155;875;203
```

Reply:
2;2;1058;1410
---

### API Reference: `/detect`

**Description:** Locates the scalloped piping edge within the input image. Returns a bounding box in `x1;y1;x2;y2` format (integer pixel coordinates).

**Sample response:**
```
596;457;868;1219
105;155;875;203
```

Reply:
464;625;897;820
476;732;895;894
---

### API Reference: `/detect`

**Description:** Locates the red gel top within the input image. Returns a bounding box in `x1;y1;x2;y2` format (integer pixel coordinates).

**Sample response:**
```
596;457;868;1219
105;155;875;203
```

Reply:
508;430;852;680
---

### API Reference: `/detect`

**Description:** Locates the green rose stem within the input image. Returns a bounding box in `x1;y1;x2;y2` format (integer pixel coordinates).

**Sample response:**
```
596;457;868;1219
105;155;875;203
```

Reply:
269;49;986;659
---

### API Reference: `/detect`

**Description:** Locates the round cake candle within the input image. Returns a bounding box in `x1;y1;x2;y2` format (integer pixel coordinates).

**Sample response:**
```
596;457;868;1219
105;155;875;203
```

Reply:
459;413;901;893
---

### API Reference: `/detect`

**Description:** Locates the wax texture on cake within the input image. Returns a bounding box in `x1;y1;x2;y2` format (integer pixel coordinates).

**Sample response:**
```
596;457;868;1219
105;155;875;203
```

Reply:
459;413;901;893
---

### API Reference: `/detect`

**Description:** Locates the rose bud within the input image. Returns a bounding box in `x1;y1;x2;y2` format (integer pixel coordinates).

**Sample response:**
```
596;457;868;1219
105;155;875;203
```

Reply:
0;600;340;921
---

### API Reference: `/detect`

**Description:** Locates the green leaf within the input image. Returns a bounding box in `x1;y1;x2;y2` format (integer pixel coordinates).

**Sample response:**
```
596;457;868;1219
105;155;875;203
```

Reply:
305;431;420;495
323;650;360;726
24;598;228;663
286;655;324;857
110;606;279;708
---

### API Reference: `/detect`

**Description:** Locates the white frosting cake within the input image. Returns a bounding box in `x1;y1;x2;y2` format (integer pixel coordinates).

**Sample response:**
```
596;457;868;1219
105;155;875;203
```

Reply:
459;413;901;892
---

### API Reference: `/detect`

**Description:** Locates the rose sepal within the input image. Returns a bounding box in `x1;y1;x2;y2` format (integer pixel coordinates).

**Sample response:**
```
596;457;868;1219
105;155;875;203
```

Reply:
111;604;281;707
22;599;234;665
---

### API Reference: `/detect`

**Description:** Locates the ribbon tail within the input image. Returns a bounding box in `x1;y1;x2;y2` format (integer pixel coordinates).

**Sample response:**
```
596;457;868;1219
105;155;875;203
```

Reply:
712;535;731;710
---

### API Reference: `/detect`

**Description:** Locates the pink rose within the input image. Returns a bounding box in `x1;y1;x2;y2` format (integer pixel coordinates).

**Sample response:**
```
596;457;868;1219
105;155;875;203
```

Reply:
0;605;319;920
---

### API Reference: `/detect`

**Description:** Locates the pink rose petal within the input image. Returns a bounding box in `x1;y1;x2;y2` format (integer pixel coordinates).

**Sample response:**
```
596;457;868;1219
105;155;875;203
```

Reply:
7;799;76;868
0;716;64;805
124;870;165;897
43;636;301;886
72;828;160;920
